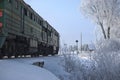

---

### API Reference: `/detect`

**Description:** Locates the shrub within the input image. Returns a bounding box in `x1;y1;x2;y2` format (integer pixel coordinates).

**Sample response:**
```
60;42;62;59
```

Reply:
62;39;120;80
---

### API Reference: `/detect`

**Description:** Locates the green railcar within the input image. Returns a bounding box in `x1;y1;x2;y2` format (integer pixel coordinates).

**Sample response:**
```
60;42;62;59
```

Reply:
0;0;60;58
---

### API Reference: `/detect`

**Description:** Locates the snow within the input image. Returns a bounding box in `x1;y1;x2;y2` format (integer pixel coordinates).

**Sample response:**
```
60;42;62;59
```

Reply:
15;56;70;80
0;59;60;80
0;54;93;80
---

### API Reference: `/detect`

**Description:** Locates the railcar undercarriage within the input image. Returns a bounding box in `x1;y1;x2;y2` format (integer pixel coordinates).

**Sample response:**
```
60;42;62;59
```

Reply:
0;34;57;58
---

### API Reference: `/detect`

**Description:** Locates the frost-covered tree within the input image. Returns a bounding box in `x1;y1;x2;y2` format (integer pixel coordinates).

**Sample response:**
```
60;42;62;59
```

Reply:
81;0;120;39
69;45;76;53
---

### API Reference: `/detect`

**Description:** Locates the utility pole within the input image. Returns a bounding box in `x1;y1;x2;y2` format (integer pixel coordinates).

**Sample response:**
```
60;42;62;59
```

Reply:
75;40;79;54
81;33;82;53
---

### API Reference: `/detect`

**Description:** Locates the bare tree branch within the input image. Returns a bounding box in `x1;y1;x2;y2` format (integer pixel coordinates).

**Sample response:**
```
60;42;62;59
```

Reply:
80;0;120;39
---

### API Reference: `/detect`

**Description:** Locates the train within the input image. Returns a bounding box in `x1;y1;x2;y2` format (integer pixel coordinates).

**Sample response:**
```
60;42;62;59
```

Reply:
0;0;60;58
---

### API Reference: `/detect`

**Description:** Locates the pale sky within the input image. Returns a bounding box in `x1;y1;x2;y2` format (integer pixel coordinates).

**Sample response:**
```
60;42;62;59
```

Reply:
24;0;96;45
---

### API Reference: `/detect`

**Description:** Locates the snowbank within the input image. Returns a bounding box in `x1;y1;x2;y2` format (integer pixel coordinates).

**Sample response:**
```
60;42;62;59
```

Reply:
14;56;70;80
0;60;59;80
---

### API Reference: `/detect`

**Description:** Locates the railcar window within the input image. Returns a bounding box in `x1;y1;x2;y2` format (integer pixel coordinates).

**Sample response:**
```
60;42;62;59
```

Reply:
41;32;43;40
35;17;37;22
40;20;43;25
24;8;27;16
15;1;19;9
30;13;33;20
48;31;51;36
8;0;12;3
36;18;38;23
38;19;40;25
27;11;29;17
34;15;36;21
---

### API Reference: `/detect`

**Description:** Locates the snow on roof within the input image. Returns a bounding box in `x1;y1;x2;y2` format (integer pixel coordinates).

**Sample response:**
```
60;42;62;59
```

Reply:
0;60;59;80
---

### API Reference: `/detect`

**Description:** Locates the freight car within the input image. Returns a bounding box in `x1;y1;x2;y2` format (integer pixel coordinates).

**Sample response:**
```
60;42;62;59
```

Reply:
0;0;59;58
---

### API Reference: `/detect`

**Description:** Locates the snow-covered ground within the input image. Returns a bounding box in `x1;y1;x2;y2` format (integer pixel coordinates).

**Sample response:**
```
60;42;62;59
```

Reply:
14;56;71;80
0;53;93;80
0;57;60;80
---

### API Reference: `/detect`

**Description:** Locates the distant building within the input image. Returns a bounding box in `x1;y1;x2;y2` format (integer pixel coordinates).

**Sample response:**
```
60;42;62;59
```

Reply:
88;44;96;52
80;44;96;52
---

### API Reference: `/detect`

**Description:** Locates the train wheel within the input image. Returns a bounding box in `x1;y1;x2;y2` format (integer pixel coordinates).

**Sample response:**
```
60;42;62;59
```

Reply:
43;53;48;56
0;50;3;59
0;54;3;59
0;56;2;59
35;53;39;57
51;53;55;56
15;54;18;58
6;40;14;58
8;55;11;58
31;54;35;57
